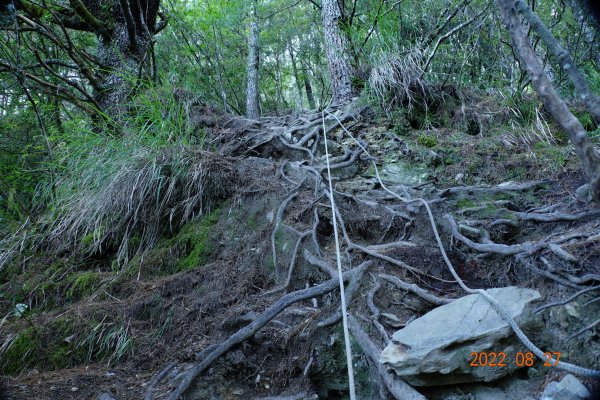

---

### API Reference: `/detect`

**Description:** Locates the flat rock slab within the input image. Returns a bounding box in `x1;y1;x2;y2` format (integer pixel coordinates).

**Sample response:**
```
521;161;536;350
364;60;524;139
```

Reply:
380;286;541;386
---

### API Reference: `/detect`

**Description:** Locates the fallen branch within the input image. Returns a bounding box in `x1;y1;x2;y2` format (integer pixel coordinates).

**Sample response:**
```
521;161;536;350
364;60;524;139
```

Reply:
533;285;600;314
165;269;364;400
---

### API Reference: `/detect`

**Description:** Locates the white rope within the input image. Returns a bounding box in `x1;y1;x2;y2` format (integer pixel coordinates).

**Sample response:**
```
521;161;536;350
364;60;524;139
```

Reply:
322;110;357;400
324;109;600;378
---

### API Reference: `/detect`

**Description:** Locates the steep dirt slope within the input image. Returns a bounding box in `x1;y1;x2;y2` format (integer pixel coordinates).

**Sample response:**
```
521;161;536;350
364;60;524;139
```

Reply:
1;101;599;400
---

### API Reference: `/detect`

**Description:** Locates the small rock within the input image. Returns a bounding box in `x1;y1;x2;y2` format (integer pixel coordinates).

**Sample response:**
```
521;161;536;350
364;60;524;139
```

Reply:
64;334;76;343
455;173;464;182
575;184;591;202
541;374;591;400
97;393;117;400
381;312;404;328
71;387;79;392
565;303;581;319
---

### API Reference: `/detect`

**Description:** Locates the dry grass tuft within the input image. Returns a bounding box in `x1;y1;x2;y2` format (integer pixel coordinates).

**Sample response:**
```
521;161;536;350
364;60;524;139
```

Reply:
41;148;237;266
368;47;429;112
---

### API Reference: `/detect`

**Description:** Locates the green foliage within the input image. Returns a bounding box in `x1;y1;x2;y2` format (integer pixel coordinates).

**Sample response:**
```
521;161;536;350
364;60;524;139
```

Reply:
0;327;40;374
456;199;475;209
573;110;596;131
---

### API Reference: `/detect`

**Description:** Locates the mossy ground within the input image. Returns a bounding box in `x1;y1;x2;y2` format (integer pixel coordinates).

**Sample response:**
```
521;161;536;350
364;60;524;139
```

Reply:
0;207;225;376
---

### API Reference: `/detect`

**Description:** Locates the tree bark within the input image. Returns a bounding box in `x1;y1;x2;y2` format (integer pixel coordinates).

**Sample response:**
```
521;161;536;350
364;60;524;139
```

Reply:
288;41;304;110
96;22;152;117
321;0;354;105
301;59;317;109
246;0;260;119
496;0;600;202
514;0;600;120
84;0;161;118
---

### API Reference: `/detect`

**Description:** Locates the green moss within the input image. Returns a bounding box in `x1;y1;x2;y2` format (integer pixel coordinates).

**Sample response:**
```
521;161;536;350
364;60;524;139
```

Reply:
456;199;475;209
417;135;438;148
48;346;72;368
389;109;412;136
175;208;221;272
81;232;95;247
1;327;40;374
66;271;101;300
247;214;257;229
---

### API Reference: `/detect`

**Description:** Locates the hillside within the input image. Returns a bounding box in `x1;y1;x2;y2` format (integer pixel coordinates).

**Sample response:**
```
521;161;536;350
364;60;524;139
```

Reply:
1;0;600;399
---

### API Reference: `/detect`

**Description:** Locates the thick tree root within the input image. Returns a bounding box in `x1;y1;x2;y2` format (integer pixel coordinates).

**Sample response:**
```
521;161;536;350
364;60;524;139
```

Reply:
163;268;365;400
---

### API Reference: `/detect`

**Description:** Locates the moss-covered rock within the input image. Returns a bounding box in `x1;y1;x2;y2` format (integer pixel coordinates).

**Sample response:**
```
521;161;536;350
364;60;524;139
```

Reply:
176;208;221;272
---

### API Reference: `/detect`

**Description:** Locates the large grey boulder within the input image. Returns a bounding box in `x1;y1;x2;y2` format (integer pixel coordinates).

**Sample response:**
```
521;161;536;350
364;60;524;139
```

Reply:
541;374;591;400
380;287;541;386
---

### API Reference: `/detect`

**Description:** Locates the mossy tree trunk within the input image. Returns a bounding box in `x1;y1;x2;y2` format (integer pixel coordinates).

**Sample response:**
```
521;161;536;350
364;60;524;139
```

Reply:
246;0;260;119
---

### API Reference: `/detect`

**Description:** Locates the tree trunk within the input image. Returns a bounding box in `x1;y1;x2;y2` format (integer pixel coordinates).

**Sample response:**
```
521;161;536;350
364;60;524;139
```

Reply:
321;0;354;105
246;0;260;119
514;0;600;120
288;41;304;110
496;0;600;202
301;59;317;109
96;23;151;117
93;0;161;119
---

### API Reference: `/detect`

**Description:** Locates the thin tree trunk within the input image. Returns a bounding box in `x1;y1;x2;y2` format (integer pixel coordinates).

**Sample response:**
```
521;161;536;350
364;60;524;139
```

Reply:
246;0;260;119
514;0;600;120
301;59;317;109
213;26;232;113
275;52;283;114
496;0;600;202
288;41;304;110
321;0;354;104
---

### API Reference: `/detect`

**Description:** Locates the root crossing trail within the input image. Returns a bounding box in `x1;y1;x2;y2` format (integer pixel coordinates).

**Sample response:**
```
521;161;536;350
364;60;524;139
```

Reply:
145;103;600;399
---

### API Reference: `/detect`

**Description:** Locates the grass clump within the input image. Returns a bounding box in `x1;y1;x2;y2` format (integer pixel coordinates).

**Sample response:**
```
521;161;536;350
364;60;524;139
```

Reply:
417;135;438;148
79;318;133;365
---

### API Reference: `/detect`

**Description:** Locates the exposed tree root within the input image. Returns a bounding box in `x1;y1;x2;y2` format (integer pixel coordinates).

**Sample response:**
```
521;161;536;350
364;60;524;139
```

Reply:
151;103;600;399
347;315;428;400
163;268;365;400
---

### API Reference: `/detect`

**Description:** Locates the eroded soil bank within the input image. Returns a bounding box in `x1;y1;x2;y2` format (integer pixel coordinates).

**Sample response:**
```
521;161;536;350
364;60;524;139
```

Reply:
1;100;599;400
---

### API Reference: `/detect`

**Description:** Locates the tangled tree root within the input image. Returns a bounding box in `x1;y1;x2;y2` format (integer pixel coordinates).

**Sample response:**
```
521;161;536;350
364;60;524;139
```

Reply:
146;104;600;399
